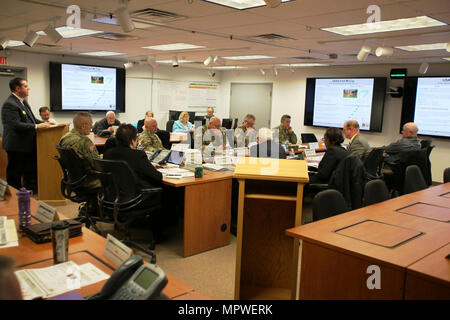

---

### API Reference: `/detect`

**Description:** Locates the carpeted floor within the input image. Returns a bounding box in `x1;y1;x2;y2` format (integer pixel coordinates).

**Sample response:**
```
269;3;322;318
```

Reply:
54;197;314;300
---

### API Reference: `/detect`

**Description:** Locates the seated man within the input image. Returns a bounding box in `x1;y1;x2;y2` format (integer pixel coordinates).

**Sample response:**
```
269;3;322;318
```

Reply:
199;116;226;156
137;110;154;133
205;107;214;123
59;112;101;190
39;106;56;124
0;256;23;300
383;122;421;165
343;120;370;160
137;118;164;153
93;111;121;136
234;114;257;148
273;114;297;145
250;128;286;159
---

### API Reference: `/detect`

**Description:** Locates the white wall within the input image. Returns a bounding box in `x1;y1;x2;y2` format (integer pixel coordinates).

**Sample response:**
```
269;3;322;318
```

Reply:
5;50;450;182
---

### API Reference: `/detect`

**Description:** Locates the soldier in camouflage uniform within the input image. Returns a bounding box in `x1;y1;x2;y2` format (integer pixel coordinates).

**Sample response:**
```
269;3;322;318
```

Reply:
200;116;226;156
273;114;297;144
59;112;100;190
137;118;164;153
234;114;257;148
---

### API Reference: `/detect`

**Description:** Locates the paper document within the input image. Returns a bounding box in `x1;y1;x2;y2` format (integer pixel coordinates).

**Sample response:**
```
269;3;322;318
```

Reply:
158;168;194;178
0;218;19;249
16;261;110;300
202;164;228;171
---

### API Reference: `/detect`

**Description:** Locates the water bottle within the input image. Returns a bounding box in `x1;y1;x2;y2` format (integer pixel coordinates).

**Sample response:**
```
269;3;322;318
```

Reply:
290;149;295;159
17;188;32;232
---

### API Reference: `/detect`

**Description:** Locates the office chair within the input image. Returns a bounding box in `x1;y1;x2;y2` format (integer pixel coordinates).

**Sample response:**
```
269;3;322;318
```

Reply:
404;165;427;194
364;179;390;206
312;189;347;222
232;118;238;129
54;146;102;233
444;167;450;183
93;158;163;254
301;133;318;143
364;147;384;180
222;118;232;129
420;139;433;149
155;129;171;150
194;116;206;126
166;120;175;132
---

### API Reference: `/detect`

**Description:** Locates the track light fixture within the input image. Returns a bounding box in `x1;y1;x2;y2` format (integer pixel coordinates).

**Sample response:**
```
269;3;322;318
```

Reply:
213;56;225;65
264;0;281;8
0;38;9;50
44;24;63;43
419;62;429;74
357;45;371;61
259;68;265;76
124;62;134;69
23;30;39;47
147;57;158;69
375;47;394;57
272;66;278;77
172;56;179;67
115;5;135;33
204;55;213;66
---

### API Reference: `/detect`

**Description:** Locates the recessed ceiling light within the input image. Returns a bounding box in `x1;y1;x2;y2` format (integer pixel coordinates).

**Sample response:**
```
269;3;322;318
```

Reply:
142;43;205;51
92;16;153;29
278;63;329;67
443;58;450;61
203;0;292;10
79;51;124;56
37;26;103;38
155;59;193;64
223;55;275;60
321;16;446;36
395;43;448;51
5;40;25;47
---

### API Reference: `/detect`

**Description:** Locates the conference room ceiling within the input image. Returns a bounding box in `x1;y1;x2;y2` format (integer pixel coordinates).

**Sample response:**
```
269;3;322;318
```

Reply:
1;0;450;70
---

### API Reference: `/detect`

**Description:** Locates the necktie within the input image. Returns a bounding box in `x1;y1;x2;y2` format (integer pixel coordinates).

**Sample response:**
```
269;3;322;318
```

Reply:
22;100;37;124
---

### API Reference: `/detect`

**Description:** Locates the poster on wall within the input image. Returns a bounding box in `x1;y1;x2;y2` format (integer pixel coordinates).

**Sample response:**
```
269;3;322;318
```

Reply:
187;83;218;110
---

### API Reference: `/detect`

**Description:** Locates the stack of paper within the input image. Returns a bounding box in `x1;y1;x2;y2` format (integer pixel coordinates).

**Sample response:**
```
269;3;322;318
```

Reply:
0;216;18;248
158;167;195;178
203;164;228;171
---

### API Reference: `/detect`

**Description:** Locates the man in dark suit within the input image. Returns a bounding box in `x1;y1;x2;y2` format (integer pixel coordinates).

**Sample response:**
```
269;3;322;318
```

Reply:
1;78;52;191
93;111;121;136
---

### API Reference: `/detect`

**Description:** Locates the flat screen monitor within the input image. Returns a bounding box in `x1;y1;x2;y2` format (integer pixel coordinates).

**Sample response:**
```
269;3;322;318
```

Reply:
49;62;125;112
303;77;387;132
401;76;450;138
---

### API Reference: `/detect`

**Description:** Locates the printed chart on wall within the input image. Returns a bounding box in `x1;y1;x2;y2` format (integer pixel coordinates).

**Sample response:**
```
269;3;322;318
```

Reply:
154;80;219;112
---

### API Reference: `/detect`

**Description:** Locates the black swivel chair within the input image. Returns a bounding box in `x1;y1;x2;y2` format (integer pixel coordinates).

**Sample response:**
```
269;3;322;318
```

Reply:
301;133;318;143
364;179;390;206
93;159;163;256
222;118;233;129
420;139;433;149
364;148;384;181
54;146;101;233
404;165;427;194
166;120;175;132
155;129;171;150
444;167;450;183
312;189;348;222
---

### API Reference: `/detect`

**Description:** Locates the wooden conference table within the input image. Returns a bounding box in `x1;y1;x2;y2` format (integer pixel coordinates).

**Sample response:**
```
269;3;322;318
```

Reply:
0;187;207;300
286;183;450;299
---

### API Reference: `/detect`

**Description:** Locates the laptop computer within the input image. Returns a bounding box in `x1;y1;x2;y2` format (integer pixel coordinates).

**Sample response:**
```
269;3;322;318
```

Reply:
167;151;184;165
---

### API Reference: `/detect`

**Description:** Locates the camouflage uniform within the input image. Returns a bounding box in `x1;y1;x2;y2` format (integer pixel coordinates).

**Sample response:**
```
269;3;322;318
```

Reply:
59;129;101;189
201;124;227;156
273;125;297;144
234;125;256;148
137;130;163;153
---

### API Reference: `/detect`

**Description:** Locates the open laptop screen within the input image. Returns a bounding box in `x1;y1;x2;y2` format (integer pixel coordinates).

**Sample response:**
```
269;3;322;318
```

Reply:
168;151;184;165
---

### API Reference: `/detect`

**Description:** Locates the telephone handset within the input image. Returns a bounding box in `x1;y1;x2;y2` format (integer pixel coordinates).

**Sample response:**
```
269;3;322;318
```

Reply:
149;149;171;164
88;255;168;300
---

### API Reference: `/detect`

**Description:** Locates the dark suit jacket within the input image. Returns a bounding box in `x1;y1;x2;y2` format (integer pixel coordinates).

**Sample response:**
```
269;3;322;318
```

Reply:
249;140;287;159
93;118;121;135
137;119;145;133
103;145;162;189
310;145;348;184
1;94;42;152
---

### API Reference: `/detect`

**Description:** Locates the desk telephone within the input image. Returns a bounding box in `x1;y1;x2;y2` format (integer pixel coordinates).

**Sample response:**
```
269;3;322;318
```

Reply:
89;255;168;300
149;149;171;164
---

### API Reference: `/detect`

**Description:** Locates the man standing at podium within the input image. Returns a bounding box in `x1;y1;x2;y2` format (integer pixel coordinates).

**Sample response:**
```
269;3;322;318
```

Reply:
1;78;51;192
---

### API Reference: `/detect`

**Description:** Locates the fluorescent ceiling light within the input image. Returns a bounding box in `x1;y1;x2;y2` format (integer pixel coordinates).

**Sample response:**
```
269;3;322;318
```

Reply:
79;51;124;56
5;40;24;47
92;17;153;29
37;26;103;38
211;66;247;69
203;0;292;10
321;16;446;36
395;43;448;51
443;58;450;61
142;43;205;51
223;55;275;60
155;59;192;64
278;63;329;67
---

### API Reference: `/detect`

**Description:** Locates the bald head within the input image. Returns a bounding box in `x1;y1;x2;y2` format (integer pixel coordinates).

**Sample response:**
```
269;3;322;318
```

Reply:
208;116;221;130
106;111;116;125
144;118;158;133
402;122;419;137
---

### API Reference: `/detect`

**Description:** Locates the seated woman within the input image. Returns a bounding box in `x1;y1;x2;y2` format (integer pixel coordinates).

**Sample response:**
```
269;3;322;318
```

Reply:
172;111;193;133
309;127;348;184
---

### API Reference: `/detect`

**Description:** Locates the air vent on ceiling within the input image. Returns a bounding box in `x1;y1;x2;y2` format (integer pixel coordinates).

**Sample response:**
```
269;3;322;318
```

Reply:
292;56;320;60
93;33;139;41
252;34;295;41
35;43;63;49
131;8;187;23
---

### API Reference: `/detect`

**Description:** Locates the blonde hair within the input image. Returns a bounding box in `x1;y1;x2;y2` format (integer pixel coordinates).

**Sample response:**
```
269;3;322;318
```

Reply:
179;111;189;121
145;110;154;117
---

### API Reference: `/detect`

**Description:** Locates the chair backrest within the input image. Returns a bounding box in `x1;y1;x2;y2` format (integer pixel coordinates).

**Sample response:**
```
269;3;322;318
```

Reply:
55;145;87;184
232;118;238;129
194;116;206;126
222;118;232;129
364;179;390;206
301;133;318;143
312;189;348;222
155;129;171;150
364;147;384;179
166;120;175;132
404;164;427;194
420;139;433;149
444;167;450;183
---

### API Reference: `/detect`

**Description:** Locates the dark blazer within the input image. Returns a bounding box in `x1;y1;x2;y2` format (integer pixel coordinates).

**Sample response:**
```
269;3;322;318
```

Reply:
93;117;121;135
137;119;145;133
310;145;348;184
1;94;42;152
249;140;287;159
103;145;162;189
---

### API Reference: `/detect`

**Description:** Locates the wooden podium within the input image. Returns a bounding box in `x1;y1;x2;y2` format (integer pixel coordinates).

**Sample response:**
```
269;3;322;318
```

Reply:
36;124;70;205
233;157;309;300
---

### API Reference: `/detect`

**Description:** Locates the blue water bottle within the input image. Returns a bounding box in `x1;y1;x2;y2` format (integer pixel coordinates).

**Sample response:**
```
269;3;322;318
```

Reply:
17;188;32;232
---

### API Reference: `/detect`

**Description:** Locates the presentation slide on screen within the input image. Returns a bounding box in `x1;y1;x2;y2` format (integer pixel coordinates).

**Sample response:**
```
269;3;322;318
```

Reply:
312;78;374;130
61;64;116;110
414;77;450;137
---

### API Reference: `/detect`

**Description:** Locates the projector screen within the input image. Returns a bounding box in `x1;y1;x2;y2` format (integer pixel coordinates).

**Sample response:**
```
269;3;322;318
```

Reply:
50;62;125;112
401;76;450;138
304;77;386;132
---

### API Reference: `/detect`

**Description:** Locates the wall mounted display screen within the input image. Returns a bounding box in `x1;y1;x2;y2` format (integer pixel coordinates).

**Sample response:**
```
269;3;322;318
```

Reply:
50;62;125;112
304;77;387;132
401;76;450;138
